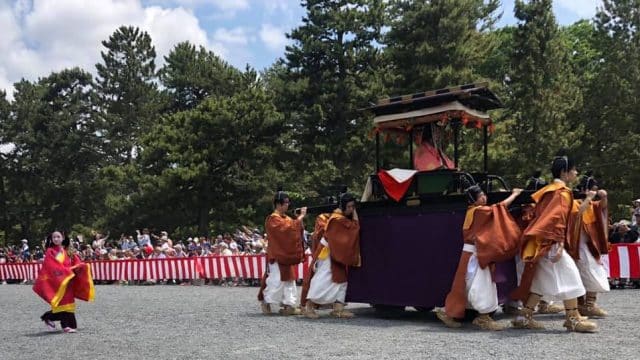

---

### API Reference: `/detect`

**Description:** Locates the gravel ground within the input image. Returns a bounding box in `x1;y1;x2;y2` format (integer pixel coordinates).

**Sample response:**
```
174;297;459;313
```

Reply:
1;284;638;360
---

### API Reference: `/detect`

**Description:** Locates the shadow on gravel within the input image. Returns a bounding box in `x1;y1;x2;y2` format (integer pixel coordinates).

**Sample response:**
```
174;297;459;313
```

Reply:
24;331;63;337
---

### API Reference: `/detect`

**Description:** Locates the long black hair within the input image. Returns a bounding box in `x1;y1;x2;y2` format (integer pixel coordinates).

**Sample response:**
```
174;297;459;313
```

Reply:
339;193;356;211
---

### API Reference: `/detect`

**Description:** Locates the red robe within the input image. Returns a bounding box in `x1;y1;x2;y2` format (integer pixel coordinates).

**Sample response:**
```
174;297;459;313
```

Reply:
257;212;304;301
444;203;521;318
510;181;573;302
33;245;95;313
413;142;455;171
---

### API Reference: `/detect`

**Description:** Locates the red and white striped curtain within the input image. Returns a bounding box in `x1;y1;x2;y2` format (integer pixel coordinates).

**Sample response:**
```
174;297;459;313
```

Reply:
606;243;640;279
0;255;312;281
2;247;639;281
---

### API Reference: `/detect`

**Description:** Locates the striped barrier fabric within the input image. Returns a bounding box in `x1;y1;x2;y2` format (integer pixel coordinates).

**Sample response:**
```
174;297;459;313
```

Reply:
607;243;640;280
2;246;639;281
0;255;312;281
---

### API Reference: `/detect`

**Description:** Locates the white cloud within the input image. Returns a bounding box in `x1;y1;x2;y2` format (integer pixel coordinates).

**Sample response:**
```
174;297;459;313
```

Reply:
259;24;288;52
0;0;255;97
263;0;293;14
213;27;250;45
146;0;249;11
153;0;250;19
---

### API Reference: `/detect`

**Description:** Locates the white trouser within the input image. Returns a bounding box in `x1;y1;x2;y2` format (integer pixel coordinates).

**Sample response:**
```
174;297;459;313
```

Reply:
575;232;610;293
263;262;297;306
464;244;499;314
307;252;347;305
530;244;585;301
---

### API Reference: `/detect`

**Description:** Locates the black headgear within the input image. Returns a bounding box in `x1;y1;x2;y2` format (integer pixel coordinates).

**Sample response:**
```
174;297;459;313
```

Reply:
273;186;289;206
578;171;598;192
465;184;483;204
552;149;575;178
526;172;547;191
339;193;356;211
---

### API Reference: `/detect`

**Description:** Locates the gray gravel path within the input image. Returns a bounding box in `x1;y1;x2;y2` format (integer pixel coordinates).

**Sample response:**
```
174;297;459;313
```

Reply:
1;284;638;360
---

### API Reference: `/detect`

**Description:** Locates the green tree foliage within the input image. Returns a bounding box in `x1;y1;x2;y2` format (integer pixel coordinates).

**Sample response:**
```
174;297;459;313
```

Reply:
384;0;500;93
139;74;283;235
160;42;242;111
579;0;640;217
93;26;165;234
95;26;164;164
3;0;640;240
0;90;11;244
270;0;386;198
2;69;101;239
494;0;583;184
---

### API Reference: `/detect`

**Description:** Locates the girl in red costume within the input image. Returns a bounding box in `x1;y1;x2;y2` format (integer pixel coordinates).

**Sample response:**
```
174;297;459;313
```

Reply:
33;231;95;333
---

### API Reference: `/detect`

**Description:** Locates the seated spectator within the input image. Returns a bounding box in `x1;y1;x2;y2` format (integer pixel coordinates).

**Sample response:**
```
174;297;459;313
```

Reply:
151;247;166;259
174;244;187;258
33;246;44;261
220;242;232;256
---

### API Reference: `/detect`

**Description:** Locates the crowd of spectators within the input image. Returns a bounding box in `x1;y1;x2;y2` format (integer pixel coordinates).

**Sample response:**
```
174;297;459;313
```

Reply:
1;226;312;286
73;226;273;262
609;199;640;244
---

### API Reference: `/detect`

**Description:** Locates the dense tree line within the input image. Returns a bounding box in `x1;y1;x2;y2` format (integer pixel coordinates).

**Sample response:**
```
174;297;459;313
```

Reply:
1;0;639;244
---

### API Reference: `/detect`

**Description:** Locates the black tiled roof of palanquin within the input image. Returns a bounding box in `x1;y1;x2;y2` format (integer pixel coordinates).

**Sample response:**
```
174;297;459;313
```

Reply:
367;82;503;116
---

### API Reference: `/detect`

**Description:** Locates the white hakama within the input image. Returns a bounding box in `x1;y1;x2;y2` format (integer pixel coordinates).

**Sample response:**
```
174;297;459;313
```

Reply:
307;240;347;305
263;262;297;306
575;232;610;293
530;244;585;301
464;244;499;314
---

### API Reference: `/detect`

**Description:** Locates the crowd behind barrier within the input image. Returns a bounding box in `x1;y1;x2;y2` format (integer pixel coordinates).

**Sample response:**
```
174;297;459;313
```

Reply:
0;225;315;286
0;254;314;284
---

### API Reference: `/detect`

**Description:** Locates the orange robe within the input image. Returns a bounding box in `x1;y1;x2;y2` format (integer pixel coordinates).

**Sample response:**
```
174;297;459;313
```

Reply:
301;210;360;307
566;200;609;261
33;245;95;313
257;212;304;301
310;213;331;254
510;182;573;302
444;203;521;318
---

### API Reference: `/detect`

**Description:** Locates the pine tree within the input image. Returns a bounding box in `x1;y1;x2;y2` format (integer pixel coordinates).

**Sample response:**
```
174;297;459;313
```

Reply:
3;69;101;237
384;0;500;93
160;42;242;111
270;0;386;197
95;26;163;164
502;0;583;182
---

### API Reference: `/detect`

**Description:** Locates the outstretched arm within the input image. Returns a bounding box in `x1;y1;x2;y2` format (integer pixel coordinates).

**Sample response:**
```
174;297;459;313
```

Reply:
501;188;523;207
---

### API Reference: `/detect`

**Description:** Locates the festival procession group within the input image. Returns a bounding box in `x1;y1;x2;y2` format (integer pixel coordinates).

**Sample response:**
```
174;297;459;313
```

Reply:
31;151;610;334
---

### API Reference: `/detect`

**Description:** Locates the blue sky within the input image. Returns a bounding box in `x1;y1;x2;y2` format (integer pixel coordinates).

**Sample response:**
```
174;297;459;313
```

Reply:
0;0;602;96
